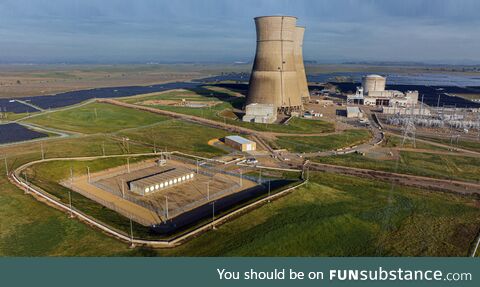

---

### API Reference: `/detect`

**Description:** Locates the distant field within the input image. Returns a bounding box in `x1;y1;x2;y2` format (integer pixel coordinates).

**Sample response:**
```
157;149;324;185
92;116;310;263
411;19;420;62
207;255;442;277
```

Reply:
274;129;371;152
125;87;335;134
24;102;169;134
0;64;211;98
314;151;480;183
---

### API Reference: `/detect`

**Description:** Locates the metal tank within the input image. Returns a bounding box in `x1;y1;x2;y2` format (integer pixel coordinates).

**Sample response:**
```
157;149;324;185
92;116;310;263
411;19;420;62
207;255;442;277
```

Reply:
247;16;302;111
294;26;309;100
362;75;386;94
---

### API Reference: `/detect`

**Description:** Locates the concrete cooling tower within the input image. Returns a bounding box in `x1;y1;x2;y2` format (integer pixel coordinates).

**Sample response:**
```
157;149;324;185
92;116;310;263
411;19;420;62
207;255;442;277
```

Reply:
294;26;309;100
362;75;386;94
247;16;302;111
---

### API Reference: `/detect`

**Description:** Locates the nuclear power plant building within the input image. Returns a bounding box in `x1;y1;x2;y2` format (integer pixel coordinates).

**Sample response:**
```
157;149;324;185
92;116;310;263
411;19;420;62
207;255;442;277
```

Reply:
245;16;308;115
348;75;419;107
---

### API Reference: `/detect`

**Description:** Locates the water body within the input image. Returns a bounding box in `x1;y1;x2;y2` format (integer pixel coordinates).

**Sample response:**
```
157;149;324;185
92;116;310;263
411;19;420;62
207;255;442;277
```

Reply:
0;123;48;145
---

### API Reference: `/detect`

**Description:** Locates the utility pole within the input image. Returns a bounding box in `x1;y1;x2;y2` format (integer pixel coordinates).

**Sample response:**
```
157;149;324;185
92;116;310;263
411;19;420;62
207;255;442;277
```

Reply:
196;159;199;174
239;169;243;187
165;196;169;220
129;218;135;248
121;179;125;199
206;181;210;200
40;142;45;160
4;156;8;176
24;172;29;194
87;166;91;183
268;180;271;203
127;158;130;173
70;166;73;185
212;201;216;230
68;190;73;218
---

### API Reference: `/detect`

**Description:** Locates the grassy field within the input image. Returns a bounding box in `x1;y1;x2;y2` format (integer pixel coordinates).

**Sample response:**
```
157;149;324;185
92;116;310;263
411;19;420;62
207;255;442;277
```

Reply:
123;87;335;134
274;129;371;153
0;136;154;256
383;134;448;151
24;102;169;134
314;151;480;183
156;172;480;256
4;151;479;256
24;156;160;241
115;119;229;157
417;135;480;153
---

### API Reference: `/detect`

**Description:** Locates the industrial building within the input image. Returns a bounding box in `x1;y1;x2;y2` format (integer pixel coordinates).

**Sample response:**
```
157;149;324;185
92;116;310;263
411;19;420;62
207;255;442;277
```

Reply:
346;106;363;118
242;103;277;123
246;16;307;113
128;167;195;196
225;135;256;152
347;75;419;107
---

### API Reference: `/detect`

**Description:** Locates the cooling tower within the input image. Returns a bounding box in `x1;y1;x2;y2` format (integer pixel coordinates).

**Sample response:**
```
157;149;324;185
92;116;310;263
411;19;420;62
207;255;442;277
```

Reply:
362;75;386;94
247;16;302;111
294;26;309;100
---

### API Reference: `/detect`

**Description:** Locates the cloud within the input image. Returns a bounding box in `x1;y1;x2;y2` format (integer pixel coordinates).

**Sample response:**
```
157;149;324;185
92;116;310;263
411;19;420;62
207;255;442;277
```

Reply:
0;0;479;63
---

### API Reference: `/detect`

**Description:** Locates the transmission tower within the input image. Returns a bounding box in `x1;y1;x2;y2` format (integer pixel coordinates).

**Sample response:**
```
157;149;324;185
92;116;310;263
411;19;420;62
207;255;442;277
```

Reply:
401;106;416;148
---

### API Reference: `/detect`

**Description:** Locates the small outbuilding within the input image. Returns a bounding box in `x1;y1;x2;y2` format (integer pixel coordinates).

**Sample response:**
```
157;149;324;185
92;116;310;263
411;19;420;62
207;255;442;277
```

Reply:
224;136;256;152
242;103;277;124
346;106;363;118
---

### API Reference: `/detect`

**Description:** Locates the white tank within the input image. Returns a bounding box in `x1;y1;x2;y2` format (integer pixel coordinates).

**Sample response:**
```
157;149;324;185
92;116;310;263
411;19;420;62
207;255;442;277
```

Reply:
362;75;386;94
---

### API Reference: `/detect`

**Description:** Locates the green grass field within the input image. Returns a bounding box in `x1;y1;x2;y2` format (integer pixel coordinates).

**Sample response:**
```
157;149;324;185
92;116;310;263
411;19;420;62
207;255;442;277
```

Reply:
0;136;153;256
383;134;448;151
24;102;169;134
274;129;371;153
24;156;161;241
314;151;480;183
417;135;480;153
123;87;335;134
1;92;478;256
156;172;480;256
4;150;479;256
115;119;229;157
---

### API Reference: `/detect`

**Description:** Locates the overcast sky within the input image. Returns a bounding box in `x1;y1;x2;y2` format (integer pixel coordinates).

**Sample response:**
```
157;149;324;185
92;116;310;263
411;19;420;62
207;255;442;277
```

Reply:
0;0;479;64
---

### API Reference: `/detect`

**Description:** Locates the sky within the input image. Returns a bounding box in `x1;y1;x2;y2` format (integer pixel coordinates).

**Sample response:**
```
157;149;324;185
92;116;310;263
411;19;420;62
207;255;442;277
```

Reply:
0;0;479;64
